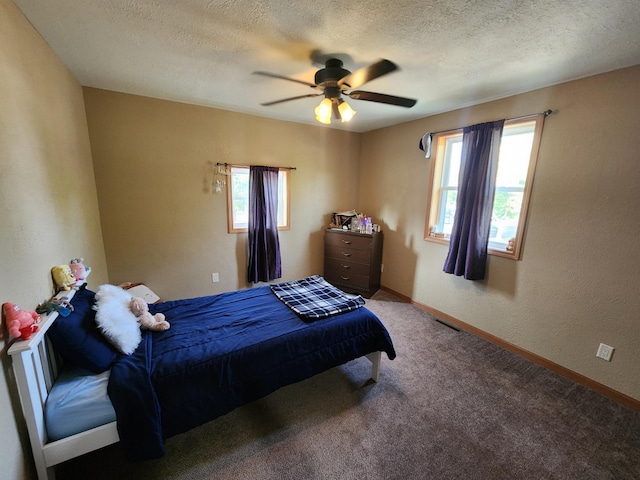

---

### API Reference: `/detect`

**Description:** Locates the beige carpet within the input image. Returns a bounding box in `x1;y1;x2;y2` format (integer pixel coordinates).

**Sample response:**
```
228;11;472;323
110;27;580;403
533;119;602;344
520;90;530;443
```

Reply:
56;290;640;479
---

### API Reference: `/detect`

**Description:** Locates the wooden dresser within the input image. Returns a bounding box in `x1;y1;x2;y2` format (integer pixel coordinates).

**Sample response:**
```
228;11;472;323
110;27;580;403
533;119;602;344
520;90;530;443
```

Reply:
323;229;383;298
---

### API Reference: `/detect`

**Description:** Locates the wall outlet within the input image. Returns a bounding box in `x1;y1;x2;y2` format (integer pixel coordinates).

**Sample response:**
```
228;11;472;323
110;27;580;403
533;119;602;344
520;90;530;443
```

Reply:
596;343;614;361
381;264;384;272
211;272;219;283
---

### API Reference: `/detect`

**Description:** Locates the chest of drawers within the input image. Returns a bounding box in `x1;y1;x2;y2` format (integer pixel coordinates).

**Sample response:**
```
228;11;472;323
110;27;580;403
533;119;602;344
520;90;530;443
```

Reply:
323;229;383;298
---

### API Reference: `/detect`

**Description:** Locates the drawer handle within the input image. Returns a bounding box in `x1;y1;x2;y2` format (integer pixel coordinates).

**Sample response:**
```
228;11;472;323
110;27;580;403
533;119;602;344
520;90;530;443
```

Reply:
341;240;352;245
340;276;351;281
341;252;352;257
341;264;351;269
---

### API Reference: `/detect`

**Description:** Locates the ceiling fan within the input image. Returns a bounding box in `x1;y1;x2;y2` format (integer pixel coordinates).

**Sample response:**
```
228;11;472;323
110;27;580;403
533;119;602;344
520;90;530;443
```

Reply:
253;58;417;124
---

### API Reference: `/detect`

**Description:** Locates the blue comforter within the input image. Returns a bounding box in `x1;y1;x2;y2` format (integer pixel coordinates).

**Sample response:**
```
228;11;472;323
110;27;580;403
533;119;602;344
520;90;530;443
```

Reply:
107;285;395;460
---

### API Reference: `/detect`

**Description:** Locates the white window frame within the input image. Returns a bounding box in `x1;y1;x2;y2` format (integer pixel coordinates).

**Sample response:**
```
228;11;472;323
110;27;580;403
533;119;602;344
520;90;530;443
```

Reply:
227;166;290;233
424;116;544;259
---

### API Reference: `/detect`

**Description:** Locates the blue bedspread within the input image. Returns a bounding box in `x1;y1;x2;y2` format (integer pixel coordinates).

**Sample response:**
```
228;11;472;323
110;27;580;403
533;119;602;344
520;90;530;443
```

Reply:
107;285;395;461
271;275;365;319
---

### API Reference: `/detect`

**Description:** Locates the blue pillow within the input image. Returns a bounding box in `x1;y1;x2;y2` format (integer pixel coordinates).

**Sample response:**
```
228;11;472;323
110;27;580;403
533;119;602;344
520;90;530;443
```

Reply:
47;285;119;373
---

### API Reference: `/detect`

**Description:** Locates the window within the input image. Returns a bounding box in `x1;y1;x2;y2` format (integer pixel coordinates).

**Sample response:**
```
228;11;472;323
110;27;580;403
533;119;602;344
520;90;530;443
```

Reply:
425;116;544;259
227;166;290;233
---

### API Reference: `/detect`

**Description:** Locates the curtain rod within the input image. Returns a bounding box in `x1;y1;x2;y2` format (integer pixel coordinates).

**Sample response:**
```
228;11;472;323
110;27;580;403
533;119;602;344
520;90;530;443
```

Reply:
215;162;297;171
427;109;554;137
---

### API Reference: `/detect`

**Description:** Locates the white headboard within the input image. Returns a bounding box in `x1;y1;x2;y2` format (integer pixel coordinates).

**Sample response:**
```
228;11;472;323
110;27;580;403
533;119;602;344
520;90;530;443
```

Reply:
8;276;119;480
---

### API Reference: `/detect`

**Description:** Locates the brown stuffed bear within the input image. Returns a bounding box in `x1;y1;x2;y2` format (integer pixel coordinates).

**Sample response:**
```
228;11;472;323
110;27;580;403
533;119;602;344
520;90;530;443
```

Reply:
129;297;170;331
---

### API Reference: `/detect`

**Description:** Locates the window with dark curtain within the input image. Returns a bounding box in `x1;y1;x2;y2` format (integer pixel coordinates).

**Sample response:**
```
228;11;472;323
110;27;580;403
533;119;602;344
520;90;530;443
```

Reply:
247;166;282;283
443;120;505;280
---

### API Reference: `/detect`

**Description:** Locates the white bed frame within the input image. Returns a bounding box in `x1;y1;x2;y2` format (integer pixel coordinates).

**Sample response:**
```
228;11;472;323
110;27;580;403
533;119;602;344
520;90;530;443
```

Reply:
8;285;119;480
8;284;382;480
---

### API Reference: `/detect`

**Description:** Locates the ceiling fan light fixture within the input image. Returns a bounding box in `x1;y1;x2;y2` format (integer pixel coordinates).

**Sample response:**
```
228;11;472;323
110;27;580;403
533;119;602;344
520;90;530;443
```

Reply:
256;57;416;125
338;99;356;123
315;98;333;124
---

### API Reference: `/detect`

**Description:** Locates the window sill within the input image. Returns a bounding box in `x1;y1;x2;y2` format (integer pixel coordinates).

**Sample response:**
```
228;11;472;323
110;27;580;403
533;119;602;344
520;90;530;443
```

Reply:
424;236;519;260
424;235;449;246
229;226;290;234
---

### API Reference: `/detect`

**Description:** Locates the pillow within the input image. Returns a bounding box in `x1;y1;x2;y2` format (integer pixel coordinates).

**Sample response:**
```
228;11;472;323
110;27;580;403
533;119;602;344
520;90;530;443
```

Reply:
94;284;141;355
47;285;119;373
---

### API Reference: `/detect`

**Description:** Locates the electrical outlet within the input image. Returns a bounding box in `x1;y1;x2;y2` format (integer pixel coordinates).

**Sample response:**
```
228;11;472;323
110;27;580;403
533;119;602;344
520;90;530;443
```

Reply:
596;343;614;361
211;273;219;283
381;264;384;272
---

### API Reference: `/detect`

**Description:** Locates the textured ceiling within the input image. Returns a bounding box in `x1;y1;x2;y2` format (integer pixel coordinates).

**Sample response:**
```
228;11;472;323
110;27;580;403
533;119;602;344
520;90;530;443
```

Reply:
13;0;640;132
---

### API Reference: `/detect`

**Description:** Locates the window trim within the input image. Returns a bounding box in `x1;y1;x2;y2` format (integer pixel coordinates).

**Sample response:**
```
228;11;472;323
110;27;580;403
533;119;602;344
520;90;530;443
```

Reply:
424;116;544;260
226;166;291;234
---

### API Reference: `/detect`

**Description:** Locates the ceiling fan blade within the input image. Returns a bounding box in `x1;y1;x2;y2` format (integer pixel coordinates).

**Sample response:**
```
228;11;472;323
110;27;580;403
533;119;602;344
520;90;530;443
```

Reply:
337;59;398;89
253;71;318;88
348;90;417;108
260;93;323;106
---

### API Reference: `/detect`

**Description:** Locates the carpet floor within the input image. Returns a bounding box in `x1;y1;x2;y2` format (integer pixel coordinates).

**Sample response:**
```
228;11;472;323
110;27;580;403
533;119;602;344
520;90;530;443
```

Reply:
56;290;640;479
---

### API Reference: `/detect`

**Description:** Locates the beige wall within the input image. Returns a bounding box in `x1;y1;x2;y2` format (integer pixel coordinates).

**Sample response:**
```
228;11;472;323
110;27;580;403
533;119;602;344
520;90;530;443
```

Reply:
360;65;640;402
0;0;109;478
83;88;361;300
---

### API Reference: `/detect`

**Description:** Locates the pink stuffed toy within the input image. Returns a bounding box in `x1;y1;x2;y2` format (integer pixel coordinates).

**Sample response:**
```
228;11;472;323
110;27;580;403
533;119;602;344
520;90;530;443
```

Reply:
69;257;91;281
3;302;40;340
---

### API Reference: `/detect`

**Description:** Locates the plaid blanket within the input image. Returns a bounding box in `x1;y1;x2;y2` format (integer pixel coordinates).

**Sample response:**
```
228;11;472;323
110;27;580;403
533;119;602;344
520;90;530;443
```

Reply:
271;275;365;320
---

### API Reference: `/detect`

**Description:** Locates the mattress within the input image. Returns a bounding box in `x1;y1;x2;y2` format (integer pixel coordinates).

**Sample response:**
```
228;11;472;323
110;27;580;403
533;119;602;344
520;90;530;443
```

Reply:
45;366;116;441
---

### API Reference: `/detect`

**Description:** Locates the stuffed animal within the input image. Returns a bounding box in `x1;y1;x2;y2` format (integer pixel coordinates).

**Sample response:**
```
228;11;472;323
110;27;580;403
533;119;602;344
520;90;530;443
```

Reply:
129;297;170;331
51;265;76;291
36;297;74;317
3;302;40;340
69;258;91;281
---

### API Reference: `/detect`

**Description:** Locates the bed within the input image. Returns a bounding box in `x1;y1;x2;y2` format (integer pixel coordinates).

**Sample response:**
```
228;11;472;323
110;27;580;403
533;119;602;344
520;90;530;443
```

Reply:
8;275;396;480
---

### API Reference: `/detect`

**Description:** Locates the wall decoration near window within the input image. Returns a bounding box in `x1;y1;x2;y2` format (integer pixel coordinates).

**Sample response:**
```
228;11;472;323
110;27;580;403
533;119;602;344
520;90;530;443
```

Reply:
203;161;230;194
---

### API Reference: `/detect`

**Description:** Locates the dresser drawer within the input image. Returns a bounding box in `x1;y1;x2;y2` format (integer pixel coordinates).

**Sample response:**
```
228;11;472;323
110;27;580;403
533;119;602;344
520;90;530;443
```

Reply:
325;232;372;251
325;245;371;264
324;269;370;290
324;257;371;277
323;229;383;298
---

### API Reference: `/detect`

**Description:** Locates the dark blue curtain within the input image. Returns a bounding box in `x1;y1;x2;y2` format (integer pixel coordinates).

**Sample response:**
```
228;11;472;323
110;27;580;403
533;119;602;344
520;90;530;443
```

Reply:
443;120;504;280
247;166;282;283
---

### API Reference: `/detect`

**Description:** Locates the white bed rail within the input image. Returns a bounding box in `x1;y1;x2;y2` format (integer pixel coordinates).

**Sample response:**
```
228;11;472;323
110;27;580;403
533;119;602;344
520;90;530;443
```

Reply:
7;284;119;480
